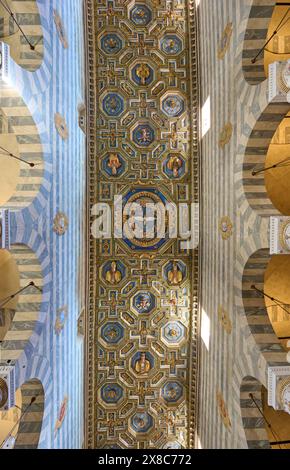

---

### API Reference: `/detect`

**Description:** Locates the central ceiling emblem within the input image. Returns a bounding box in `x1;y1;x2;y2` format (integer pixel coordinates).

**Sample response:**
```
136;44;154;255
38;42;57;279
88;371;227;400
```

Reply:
122;188;169;251
132;63;154;86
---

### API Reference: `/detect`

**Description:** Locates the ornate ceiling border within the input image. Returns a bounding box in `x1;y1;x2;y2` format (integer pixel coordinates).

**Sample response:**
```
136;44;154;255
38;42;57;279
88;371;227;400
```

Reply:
84;0;97;449
187;0;200;448
84;0;200;449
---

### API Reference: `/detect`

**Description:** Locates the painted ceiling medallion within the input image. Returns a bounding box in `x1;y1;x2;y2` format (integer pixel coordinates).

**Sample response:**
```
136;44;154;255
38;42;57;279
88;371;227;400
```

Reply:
122;188;169;251
54;113;69;139
218;306;232;334
163;154;186;179
132;63;154;86
131;351;154;375
101;383;124;404
55;305;68;334
54;396;68;436
101;322;125;344
53;212;69;236
102;261;126;285
132;123;155;147
53;9;68;49
162;381;183;404
130;4;152;26
219;216;233;240
160;34;183;55
217;22;233;60
219;123;233;148
217;391;231;430
162;94;185;118
163;260;186;286
131;412;154;433
161;321;186;345
102;93;125;117
132;291;156;315
102;153;126;177
101;33;123;55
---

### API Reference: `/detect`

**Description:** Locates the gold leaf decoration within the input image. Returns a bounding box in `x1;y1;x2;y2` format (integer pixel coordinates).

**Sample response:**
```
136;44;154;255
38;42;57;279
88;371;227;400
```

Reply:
219;216;233;240
219;123;233;148
218;306;232;334
217;390;231;430
217;23;233;60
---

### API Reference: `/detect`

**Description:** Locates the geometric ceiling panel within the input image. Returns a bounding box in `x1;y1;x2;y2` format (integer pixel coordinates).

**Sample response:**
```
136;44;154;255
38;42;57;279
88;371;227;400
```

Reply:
89;0;199;450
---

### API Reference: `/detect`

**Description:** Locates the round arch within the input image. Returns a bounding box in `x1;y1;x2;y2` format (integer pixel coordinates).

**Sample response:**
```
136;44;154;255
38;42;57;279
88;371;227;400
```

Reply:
242;248;288;364
240;376;271;449
0;81;44;211
242;0;275;85
0;244;43;367
0;0;43;72
264;254;290;348
0;378;44;449
240;376;290;449
243;100;290;217
14;379;44;449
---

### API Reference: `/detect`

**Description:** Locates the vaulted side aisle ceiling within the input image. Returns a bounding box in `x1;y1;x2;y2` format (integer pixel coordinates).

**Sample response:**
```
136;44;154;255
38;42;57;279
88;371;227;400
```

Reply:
87;0;199;449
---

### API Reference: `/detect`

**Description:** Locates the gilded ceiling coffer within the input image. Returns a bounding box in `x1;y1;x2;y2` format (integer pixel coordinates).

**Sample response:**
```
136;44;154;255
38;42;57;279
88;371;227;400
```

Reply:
85;0;199;449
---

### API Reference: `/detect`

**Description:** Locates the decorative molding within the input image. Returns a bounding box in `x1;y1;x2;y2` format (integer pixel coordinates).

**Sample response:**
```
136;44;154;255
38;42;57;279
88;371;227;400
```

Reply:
270;216;290;255
0;366;15;410
84;0;97;450
78;308;85;337
268;366;290;413
0;209;10;249
269;60;290;103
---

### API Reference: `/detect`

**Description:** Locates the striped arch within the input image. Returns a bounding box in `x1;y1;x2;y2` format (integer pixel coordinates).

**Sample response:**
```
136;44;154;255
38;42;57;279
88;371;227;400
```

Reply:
0;0;43;72
0;80;44;212
240;376;271;449
0;244;43;366
243;100;290;217
10;0;53;98
242;248;288;366
242;0;275;85
14;379;44;449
